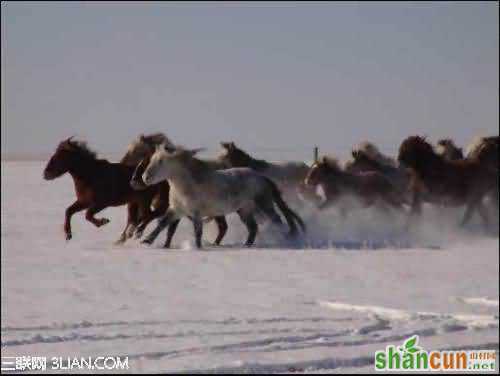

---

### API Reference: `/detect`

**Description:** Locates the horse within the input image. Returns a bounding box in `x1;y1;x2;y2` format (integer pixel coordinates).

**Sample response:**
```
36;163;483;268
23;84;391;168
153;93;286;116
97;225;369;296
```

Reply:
304;156;407;216
129;150;230;247
435;139;464;161
217;141;318;205
139;145;306;249
115;133;173;243
398;136;498;229
43;137;162;241
126;140;233;246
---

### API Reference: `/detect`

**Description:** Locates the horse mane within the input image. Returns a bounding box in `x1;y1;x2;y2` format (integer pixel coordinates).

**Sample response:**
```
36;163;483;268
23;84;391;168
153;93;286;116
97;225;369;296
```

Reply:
121;132;174;165
60;138;98;160
472;137;499;166
143;132;173;147
353;141;397;167
435;138;463;159
224;143;269;170
169;147;214;182
466;135;499;159
352;150;386;170
320;156;343;172
398;135;446;171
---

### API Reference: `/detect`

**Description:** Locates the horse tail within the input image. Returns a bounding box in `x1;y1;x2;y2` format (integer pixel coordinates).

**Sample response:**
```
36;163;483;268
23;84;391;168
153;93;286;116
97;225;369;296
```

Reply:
263;177;306;236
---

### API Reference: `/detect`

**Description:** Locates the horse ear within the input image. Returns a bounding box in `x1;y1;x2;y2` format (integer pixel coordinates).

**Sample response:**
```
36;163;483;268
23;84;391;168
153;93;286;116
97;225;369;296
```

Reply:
221;142;233;150
139;134;146;142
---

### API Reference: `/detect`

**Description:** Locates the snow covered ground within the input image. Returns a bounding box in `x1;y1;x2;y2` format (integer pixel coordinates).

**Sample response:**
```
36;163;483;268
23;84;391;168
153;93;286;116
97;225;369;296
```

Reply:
1;161;498;373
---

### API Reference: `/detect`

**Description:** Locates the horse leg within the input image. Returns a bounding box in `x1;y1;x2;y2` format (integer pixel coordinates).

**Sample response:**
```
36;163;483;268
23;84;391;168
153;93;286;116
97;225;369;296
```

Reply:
192;216;203;249
213;216;228;246
85;205;109;227
237;210;258;247
405;190;422;229
255;196;284;226
164;219;181;248
142;209;176;245
116;203;139;244
477;200;491;231
64;201;88;240
460;199;478;227
135;190;169;238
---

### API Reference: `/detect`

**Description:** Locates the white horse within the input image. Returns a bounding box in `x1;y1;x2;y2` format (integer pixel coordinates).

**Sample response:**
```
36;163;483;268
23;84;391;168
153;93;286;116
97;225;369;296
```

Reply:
140;145;306;248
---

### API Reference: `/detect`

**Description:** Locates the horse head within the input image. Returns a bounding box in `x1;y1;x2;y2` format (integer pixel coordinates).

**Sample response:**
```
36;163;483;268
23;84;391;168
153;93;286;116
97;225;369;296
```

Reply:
43;137;96;180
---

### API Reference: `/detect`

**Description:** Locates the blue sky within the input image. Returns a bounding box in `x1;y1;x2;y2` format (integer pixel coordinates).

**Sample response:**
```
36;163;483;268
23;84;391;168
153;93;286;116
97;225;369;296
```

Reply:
2;1;498;160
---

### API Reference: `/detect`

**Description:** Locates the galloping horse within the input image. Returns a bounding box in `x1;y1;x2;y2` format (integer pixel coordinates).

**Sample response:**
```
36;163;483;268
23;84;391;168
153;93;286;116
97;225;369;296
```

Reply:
139;145;306;248
305;156;407;215
398;136;498;228
43;138;162;241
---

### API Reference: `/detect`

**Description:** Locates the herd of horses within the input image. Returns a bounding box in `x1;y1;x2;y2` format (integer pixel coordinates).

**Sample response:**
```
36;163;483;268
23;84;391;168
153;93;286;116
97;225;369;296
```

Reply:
42;133;499;248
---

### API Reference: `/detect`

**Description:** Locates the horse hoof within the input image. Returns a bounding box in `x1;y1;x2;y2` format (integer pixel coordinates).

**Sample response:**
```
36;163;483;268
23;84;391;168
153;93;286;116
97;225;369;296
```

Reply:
134;230;144;239
65;233;72;241
141;238;153;245
100;218;110;226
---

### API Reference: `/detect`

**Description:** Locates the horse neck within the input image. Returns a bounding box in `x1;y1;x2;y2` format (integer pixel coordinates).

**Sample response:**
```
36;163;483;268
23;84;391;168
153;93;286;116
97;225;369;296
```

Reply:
252;158;269;170
68;155;106;183
167;160;212;192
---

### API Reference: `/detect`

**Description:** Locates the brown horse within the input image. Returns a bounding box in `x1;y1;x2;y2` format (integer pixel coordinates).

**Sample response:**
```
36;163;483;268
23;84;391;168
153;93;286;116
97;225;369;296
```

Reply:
304;156;407;215
398;136;498;228
43;137;162;241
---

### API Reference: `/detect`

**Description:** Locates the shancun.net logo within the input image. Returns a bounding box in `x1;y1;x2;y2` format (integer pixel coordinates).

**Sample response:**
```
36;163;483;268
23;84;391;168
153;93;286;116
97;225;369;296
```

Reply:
375;335;497;372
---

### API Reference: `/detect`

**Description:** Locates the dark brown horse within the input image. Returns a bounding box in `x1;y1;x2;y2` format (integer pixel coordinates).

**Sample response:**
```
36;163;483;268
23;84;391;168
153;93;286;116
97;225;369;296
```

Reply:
304;156;407;215
398;136;498;228
43;137;162;241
